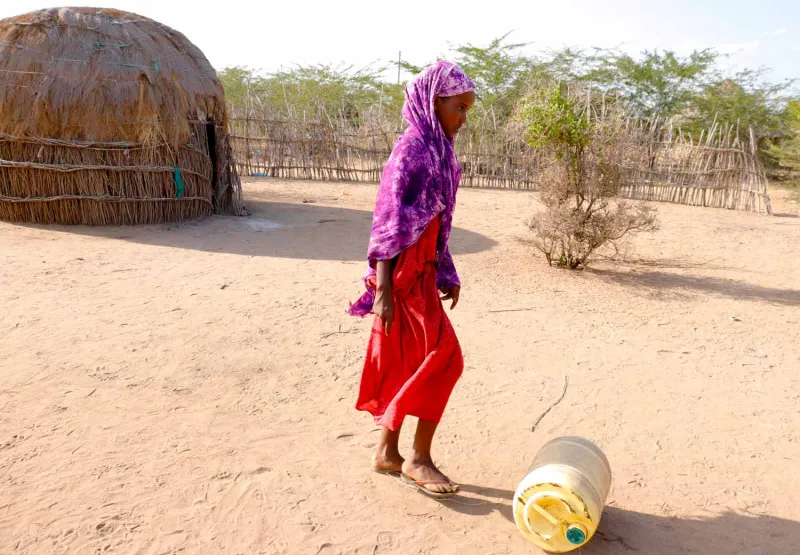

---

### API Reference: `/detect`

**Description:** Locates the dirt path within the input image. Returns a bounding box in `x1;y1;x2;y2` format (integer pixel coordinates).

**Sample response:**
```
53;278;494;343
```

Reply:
1;179;799;554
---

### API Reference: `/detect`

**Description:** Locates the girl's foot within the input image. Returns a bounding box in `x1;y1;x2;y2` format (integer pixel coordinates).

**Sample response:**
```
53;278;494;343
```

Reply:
372;426;404;473
401;457;459;495
372;448;404;473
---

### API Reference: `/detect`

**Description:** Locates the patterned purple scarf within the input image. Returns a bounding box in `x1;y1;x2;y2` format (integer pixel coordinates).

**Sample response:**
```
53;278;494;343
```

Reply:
348;61;475;317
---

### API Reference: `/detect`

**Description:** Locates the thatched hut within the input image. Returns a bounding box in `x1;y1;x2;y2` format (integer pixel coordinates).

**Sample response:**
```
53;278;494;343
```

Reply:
0;7;244;225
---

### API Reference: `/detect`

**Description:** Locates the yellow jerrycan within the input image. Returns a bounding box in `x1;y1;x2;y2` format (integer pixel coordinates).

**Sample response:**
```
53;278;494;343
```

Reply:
513;436;612;552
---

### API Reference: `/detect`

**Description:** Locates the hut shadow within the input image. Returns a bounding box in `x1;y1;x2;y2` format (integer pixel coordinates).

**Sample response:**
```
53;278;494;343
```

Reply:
17;200;497;262
438;484;800;554
589;268;800;307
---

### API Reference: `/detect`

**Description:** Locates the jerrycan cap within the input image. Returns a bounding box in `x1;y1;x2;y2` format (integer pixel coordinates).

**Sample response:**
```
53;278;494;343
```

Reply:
565;524;588;545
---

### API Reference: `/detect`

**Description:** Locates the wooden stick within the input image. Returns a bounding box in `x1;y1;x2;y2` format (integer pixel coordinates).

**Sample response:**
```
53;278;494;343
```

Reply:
531;376;569;432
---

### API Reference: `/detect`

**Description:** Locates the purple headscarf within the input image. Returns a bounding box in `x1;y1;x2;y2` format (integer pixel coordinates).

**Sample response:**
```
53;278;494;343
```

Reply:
348;61;475;317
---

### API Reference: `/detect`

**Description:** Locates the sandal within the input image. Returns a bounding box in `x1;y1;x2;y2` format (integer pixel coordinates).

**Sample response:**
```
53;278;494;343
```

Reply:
401;473;460;500
371;466;401;477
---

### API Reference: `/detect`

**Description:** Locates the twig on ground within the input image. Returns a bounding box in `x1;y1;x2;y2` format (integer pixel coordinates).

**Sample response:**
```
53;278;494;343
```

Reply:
321;325;357;339
742;346;767;359
531;376;569;432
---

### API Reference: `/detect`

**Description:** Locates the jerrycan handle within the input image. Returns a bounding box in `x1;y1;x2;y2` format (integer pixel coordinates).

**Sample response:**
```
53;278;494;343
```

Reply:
524;494;589;546
531;503;561;529
524;494;566;540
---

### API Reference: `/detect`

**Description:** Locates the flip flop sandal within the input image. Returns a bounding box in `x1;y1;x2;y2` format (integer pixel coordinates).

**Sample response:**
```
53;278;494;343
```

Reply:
372;468;401;476
401;473;460;500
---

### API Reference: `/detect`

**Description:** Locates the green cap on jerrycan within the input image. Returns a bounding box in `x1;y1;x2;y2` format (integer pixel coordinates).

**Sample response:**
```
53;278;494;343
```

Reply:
565;524;588;546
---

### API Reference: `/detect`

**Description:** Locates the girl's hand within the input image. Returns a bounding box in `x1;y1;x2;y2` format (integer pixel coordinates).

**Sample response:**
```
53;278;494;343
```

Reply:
374;259;396;335
439;286;461;310
373;287;395;335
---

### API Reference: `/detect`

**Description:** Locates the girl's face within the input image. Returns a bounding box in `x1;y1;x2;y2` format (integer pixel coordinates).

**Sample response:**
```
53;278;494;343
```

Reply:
434;90;476;138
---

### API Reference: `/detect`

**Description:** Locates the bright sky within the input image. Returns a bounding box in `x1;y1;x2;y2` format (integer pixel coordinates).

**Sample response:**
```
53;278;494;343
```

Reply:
3;0;798;82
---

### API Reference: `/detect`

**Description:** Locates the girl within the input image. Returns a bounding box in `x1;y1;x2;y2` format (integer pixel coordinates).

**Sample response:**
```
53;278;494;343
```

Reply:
348;62;476;499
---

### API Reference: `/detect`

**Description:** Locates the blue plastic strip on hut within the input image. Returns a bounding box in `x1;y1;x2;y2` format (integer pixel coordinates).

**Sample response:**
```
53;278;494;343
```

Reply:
53;58;151;70
95;41;132;48
174;166;185;199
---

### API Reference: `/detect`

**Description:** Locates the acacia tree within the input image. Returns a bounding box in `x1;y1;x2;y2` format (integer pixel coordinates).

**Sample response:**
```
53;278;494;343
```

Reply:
567;48;720;120
690;69;793;139
765;100;800;194
219;64;403;122
220;42;798;166
450;33;532;114
396;33;532;116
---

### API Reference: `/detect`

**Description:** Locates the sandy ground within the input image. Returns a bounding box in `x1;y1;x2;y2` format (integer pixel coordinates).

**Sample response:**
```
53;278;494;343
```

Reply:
1;179;800;555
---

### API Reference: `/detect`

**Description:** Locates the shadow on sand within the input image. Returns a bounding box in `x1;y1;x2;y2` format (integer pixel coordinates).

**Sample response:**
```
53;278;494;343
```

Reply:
588;267;800;307
15;200;498;262
440;483;800;554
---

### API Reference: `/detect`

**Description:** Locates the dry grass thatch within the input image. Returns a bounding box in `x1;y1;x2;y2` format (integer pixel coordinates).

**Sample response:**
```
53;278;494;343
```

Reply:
0;7;244;225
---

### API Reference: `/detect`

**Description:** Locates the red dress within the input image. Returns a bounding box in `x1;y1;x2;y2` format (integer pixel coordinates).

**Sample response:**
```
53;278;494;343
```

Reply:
356;218;464;431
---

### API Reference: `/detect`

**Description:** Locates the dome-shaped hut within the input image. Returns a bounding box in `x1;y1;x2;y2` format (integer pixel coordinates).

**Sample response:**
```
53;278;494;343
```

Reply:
0;7;243;225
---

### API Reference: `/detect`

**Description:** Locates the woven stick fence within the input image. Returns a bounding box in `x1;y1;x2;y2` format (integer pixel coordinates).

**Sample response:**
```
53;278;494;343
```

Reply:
0;121;242;225
229;108;772;215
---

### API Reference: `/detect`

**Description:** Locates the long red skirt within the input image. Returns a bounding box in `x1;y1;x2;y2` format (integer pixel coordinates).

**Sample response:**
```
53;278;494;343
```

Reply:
356;218;464;431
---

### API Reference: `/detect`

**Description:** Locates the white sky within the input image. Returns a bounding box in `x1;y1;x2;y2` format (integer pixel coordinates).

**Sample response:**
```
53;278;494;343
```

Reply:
2;0;798;82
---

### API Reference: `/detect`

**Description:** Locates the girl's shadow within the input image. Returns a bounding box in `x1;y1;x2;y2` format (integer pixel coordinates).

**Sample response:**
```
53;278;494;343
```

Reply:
440;483;516;523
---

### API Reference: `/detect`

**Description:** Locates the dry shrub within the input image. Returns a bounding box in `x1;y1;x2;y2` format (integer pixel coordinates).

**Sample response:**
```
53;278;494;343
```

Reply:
518;81;659;268
530;159;659;268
